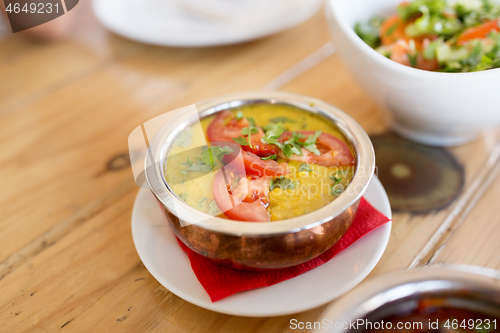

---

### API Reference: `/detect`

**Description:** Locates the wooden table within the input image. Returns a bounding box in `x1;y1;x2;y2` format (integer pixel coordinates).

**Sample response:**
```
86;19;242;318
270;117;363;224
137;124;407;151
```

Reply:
2;3;500;332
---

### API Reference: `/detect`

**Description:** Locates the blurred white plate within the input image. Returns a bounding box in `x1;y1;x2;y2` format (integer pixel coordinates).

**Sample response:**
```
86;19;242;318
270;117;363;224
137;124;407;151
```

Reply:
131;176;392;317
92;0;323;47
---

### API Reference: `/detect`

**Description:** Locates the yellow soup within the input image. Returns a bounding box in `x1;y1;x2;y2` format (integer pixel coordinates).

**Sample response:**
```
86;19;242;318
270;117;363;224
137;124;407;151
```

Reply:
164;104;355;221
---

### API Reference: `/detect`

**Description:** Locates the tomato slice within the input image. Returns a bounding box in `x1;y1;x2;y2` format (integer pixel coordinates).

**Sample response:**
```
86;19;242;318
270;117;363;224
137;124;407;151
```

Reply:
213;168;270;222
387;40;439;71
380;15;408;46
278;131;356;167
207;110;249;142
221;147;289;177
242;151;289;177
241;141;279;157
207;110;279;156
457;20;500;45
232;176;271;206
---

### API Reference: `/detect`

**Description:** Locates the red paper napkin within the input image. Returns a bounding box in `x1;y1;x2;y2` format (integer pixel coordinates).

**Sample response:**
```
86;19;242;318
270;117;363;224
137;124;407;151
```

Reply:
176;197;391;302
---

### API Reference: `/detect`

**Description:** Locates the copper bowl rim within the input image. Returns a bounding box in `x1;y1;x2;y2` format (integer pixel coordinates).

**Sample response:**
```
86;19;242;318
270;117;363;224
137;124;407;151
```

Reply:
315;264;500;333
145;90;375;236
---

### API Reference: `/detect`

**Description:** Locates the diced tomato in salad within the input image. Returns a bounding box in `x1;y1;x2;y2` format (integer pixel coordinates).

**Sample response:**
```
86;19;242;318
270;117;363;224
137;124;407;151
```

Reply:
355;0;500;72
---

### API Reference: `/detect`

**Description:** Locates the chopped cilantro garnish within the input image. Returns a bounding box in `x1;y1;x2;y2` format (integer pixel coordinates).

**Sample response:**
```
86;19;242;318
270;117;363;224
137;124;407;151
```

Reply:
354;16;385;48
331;174;344;195
241;117;260;148
261;123;322;159
236;111;244;120
183;156;193;167
262;122;285;144
284;132;305;156
261;154;277;161
270;176;297;191
332;187;344;196
270;117;296;123
182;145;234;174
179;193;188;201
330;175;343;186
208;200;219;215
302;131;322;155
408;53;418;67
408;39;418;68
176;131;193;148
423;39;441;60
299;163;312;172
179;170;189;176
285;131;322;157
233;137;250;146
261;122;290;156
385;22;398;37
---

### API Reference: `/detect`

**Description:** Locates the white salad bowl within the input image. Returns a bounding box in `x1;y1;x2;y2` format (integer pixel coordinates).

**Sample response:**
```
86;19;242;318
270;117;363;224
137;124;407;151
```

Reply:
325;0;500;146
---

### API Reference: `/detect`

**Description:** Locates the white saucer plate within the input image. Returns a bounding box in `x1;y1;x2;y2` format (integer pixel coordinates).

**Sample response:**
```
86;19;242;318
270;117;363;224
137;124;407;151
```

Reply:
131;176;392;317
92;0;323;47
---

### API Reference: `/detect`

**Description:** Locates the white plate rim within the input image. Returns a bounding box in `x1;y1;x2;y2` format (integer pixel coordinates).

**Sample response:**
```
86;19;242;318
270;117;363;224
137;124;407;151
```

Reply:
92;0;323;47
131;176;392;317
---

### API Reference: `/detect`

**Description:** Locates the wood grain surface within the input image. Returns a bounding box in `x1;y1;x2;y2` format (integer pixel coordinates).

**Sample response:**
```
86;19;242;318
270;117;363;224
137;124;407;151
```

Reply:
1;2;499;332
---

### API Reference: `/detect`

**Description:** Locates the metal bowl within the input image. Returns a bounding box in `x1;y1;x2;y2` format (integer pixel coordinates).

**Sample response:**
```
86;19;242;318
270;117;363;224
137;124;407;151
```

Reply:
145;91;375;269
315;264;500;332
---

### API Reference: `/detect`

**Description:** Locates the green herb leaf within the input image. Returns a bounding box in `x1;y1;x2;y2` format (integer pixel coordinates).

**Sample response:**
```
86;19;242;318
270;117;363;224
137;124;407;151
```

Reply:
261;122;285;145
233;137;250;146
284;131;322;157
354;16;384;48
332;187;344;196
304;131;322;145
304;144;321;155
179;170;189;176
330;175;343;186
261;154;277;161
285;134;304;156
423;39;441;60
262;125;323;159
208;200;219;215
183;156;193;167
184;146;234;173
270;176;298;191
331;174;344;196
236;111;244;120
200;145;233;167
176;131;193;148
408;53;418;67
280;144;292;159
241;117;260;148
185;162;214;173
241;127;260;135
269;117;296;123
179;193;188;201
299;163;312;172
385;22;399;37
247;117;257;128
407;39;418;68
262;122;291;156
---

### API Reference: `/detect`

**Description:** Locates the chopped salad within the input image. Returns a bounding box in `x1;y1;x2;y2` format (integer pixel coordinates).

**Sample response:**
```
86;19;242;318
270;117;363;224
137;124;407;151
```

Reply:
355;0;500;72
